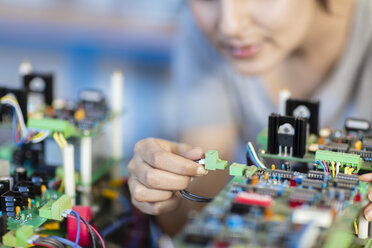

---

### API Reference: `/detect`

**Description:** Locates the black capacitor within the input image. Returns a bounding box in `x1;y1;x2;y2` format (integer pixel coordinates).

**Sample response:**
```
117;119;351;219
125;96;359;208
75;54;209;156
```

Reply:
0;213;7;237
14;167;27;184
0;179;10;195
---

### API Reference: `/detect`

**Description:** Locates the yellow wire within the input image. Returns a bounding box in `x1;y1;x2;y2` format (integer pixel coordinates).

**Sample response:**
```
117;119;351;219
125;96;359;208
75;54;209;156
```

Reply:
331;161;335;178
354;220;359;235
59;133;68;147
32;132;44;140
350;168;355;174
345;167;349;175
53;132;64;149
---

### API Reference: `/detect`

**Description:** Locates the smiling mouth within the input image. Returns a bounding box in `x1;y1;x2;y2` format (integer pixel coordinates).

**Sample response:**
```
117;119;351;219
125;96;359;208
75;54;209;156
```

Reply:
227;43;263;59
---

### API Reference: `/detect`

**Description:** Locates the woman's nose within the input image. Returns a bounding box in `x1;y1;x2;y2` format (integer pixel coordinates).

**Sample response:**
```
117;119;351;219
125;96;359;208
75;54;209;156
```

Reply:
219;0;252;39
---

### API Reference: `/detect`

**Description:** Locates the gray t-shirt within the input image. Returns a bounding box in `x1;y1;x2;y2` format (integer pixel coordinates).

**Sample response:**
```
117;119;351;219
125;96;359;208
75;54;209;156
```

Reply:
173;0;372;159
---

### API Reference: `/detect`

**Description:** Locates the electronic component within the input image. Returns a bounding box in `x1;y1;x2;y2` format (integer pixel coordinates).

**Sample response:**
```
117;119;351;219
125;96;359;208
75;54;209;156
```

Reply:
292;208;332;228
285;98;320;134
344;118;371;133
204;150;228;171
315;150;362;171
267;114;307;157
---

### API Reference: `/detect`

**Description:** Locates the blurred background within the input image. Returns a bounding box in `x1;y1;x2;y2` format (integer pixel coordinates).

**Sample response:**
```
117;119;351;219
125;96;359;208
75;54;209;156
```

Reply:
0;0;184;167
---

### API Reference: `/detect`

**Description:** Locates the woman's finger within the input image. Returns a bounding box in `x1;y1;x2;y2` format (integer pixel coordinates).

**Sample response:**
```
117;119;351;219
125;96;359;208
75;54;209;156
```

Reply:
129;157;191;190
128;177;173;202
131;194;180;215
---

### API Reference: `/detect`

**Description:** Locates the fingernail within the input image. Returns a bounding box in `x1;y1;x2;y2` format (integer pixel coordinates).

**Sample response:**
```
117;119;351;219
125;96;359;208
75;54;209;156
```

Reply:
197;166;207;175
192;147;204;156
368;193;372;201
365;212;372;221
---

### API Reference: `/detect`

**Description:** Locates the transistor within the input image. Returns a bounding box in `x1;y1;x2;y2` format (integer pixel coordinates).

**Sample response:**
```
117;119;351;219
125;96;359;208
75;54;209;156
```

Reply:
285;99;320;135
267;114;307;158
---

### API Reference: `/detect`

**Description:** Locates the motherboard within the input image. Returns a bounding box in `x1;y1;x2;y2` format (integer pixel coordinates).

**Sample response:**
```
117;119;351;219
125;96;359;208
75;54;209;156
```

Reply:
177;98;372;248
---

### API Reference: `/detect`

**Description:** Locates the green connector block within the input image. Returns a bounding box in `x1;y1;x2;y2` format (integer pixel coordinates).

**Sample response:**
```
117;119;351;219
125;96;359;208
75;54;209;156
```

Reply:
52;195;72;221
229;163;247;177
205;150;228;170
39;195;72;221
16;225;34;247
2;230;16;247
315;150;362;171
27;118;76;138
245;165;258;177
39;199;55;220
3;225;34;247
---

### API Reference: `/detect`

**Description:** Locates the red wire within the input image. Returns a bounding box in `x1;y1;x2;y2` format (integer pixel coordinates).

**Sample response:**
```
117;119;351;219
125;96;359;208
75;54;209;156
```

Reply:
322;161;329;173
24;131;34;143
32;243;54;248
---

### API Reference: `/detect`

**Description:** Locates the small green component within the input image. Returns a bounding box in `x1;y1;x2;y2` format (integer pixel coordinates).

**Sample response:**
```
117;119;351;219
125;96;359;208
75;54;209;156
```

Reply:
205;150;228;170
16;225;34;247
229;163;247;177
315;150;362;171
3;225;34;247
245;165;258;177
2;230;16;247
39;199;54;220
39;195;72;221
27;117;76;138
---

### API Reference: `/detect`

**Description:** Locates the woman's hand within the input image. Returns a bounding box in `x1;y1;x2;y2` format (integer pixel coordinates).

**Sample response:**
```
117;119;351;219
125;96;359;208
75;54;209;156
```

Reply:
128;138;207;215
359;173;372;220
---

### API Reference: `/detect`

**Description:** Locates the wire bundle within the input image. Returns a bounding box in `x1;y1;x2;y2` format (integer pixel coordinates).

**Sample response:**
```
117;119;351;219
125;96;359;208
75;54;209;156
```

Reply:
179;190;213;203
246;142;267;169
64;210;106;248
316;160;328;173
30;236;65;248
1;94;50;146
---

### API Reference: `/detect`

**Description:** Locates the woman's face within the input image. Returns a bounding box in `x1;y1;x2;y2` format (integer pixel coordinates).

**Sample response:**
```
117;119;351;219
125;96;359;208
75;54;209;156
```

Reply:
190;0;316;75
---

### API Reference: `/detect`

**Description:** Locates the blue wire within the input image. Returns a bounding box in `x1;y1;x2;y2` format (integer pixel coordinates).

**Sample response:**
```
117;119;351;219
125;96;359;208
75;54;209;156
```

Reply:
49;236;83;248
12;110;19;145
70;210;81;248
11;107;30;146
118;195;132;212
101;214;131;237
316;160;326;172
246;143;260;168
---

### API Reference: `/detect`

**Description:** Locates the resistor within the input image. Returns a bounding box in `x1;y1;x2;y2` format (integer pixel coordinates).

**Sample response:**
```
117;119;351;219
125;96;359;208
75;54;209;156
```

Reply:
355;140;362;151
252;175;259;186
41;185;47;196
15;206;21;216
264;207;274;220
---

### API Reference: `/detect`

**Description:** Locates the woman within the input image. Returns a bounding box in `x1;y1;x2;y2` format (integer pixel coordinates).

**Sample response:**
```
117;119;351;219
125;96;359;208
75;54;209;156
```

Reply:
128;0;372;235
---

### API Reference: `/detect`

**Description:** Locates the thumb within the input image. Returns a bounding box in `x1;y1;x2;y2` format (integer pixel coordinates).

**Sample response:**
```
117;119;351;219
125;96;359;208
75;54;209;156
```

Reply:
359;173;372;182
180;147;204;161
